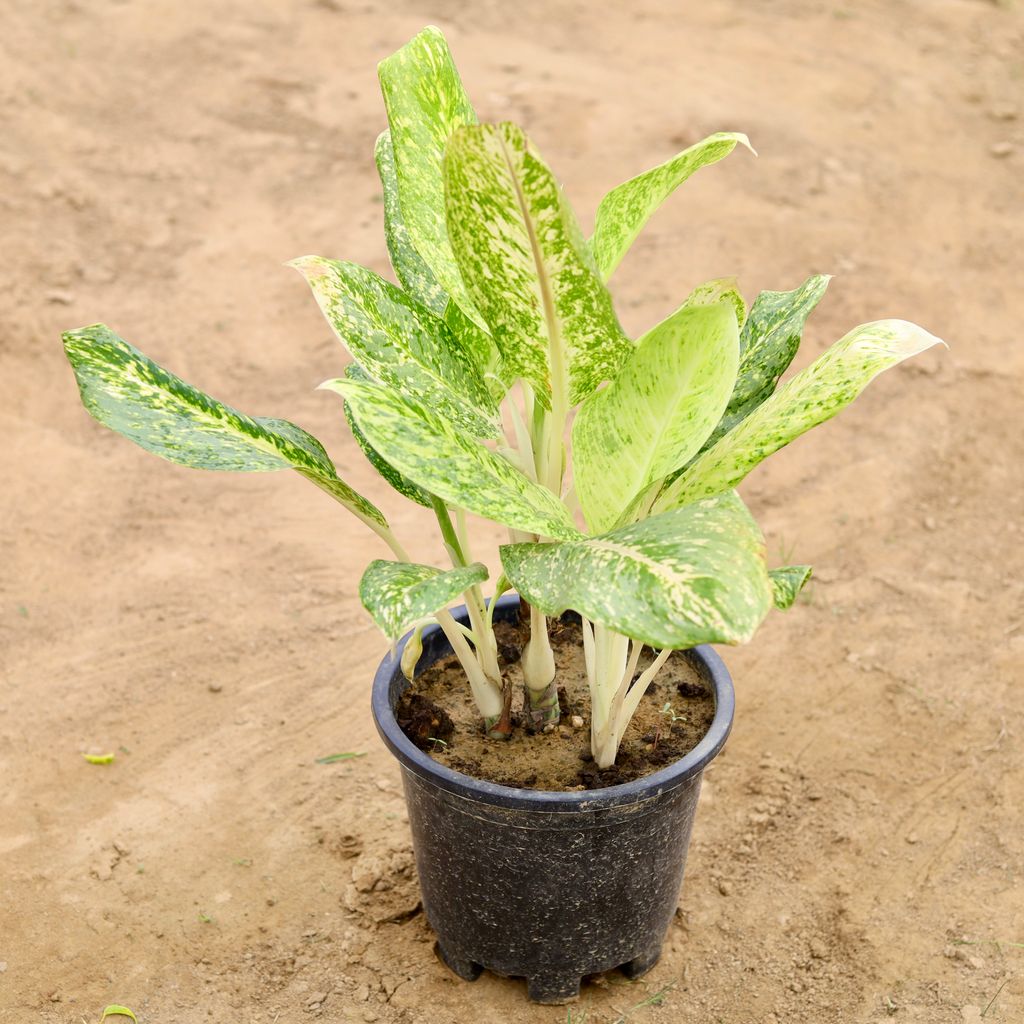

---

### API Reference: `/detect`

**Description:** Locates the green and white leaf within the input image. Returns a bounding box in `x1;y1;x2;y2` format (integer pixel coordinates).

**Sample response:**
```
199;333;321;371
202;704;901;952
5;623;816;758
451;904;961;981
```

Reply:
375;129;447;315
444;121;632;407
360;558;488;640
681;275;747;328
325;377;580;541
292;256;499;438
769;565;813;610
378;26;484;329
500;493;772;649
572;299;740;534
591;131;754;281
63;324;386;526
654;319;945;512
699;274;830;454
342;365;431;508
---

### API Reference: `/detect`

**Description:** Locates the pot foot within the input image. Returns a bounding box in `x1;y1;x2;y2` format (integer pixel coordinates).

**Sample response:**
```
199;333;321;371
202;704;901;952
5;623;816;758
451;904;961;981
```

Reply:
526;970;581;1004
620;944;663;980
434;940;482;982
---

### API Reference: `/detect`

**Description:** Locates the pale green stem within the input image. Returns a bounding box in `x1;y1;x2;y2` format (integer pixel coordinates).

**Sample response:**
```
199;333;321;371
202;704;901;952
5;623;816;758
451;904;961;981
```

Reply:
435;608;503;723
589;623;631;768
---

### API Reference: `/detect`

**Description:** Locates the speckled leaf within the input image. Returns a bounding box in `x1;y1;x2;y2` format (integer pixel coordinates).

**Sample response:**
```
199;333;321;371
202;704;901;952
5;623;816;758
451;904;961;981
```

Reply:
500;493;772;649
360;559;489;640
444;121;632;407
342;365;431;508
375;129;447;314
591;132;754;280
292;256;499;439
698;274;831;455
573;299;740;534
770;565;812;610
324;377;580;540
63;323;386;525
378;26;484;329
654;319;945;511
682;276;747;328
375;130;508;399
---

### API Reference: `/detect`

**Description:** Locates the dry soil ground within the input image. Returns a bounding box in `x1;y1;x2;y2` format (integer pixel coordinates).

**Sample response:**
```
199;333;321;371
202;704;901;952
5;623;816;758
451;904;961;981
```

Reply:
1;1;1022;1022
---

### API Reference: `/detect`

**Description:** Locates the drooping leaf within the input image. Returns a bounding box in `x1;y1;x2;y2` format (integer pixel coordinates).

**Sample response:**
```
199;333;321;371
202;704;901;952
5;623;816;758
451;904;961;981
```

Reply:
324;378;580;540
591;132;754;280
769;565;813;610
653;319;945;512
444;121;632;407
572;299;740;533
374;129;447;315
100;1007;137;1022
62;324;386;526
291;256;499;439
360;558;489;640
342;365;431;508
699;274;831;454
378;26;484;329
500;493;773;649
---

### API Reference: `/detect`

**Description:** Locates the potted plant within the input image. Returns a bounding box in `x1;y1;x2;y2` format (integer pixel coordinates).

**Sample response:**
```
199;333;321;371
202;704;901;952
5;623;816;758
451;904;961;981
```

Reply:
61;26;942;1004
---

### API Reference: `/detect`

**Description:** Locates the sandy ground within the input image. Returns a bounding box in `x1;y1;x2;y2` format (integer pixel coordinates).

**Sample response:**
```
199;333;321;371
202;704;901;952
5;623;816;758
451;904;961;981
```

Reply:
2;0;1022;1021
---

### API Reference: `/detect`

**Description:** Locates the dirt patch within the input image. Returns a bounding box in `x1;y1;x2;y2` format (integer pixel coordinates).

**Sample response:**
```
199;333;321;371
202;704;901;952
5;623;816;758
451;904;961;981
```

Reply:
398;615;715;790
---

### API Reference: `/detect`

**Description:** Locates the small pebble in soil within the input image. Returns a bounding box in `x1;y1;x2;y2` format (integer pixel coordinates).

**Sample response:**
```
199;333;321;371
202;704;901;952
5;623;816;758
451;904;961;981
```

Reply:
717;879;732;896
570;715;584;729
207;682;223;693
989;141;1015;158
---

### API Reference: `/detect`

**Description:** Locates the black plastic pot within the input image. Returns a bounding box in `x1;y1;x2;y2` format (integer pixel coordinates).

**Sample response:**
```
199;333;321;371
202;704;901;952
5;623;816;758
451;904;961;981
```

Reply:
370;595;734;1004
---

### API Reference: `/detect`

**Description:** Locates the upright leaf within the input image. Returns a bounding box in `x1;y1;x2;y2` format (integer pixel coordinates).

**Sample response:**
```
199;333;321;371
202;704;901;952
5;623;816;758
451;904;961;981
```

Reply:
769;565;813;610
699;274;831;454
591;132;754;280
654;319;945;512
572;299;740;534
375;130;507;400
360;559;489;640
444;121;632;407
500;493;772;649
374;130;447;315
378;26;483;328
324;378;580;541
342;365;431;508
291;256;499;439
63;324;386;525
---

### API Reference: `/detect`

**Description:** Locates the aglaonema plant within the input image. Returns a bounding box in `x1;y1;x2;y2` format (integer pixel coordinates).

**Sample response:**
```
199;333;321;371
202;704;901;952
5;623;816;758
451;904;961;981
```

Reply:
62;27;942;770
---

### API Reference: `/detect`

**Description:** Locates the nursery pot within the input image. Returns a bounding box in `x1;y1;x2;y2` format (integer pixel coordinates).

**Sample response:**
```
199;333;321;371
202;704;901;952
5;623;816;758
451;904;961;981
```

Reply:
370;594;734;1004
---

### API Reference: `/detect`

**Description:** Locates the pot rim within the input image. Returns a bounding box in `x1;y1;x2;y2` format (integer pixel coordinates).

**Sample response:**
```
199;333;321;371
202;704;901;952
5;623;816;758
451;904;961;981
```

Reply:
371;594;735;813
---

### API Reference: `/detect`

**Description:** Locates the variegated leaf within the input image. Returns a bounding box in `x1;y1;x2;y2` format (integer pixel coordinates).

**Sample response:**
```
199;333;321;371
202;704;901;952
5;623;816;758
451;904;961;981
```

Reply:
500;493;772;649
654;319;945;512
376;130;508;400
698;274;831;455
769;565;812;610
324;377;580;541
572;299;740;534
374;129;447;315
682;276;747;328
444;121;632;407
342;365;431;508
591;131;754;280
360;558;488;640
63;323;386;525
291;256;499;439
378;26;484;329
